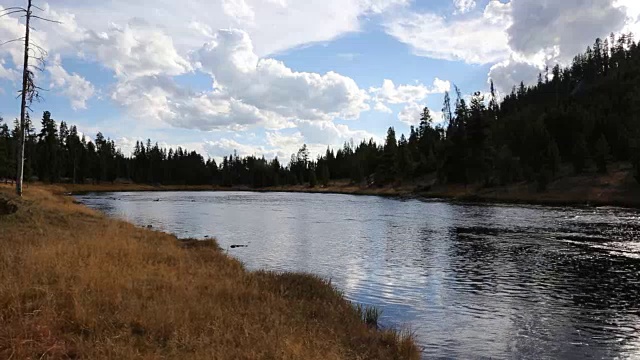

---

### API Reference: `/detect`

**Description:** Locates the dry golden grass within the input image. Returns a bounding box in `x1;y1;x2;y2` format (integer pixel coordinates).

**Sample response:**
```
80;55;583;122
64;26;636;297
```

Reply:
0;184;419;359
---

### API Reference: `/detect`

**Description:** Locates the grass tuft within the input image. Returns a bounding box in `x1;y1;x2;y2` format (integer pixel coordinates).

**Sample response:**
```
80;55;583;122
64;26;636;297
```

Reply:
356;304;382;329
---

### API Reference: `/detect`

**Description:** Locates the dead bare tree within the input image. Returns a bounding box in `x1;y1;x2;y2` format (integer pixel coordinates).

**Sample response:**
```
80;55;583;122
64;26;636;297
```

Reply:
1;1;58;196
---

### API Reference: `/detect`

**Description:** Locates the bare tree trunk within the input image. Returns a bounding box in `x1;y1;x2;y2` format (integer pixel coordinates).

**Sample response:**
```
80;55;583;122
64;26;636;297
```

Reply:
16;0;32;197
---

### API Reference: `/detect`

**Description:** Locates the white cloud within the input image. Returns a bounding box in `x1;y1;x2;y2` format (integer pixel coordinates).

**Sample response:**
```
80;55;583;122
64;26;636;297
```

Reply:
0;59;18;82
454;0;476;14
369;78;450;105
265;131;308;159
398;103;445;127
617;0;640;35
397;103;425;125
203;138;268;159
222;0;256;23
385;4;511;64
488;56;543;95
82;22;192;79
47;0;408;57
114;137;141;157
387;0;636;98
266;131;305;149
374;102;393;114
431;77;452;94
507;0;626;62
110;75;293;131
195;29;370;123
48;55;95;110
296;120;378;145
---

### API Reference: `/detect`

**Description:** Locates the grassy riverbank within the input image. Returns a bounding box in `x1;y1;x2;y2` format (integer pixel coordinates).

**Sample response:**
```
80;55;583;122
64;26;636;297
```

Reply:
0;184;418;359
51;162;640;208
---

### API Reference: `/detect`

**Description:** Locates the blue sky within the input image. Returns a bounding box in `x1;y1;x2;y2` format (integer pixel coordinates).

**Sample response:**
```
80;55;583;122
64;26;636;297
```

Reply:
0;0;638;161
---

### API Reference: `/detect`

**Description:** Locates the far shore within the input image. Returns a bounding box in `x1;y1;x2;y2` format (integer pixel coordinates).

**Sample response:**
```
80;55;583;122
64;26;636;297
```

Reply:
28;163;640;209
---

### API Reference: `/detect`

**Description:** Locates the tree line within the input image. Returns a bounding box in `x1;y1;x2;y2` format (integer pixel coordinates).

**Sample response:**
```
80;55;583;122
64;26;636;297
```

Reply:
1;32;639;189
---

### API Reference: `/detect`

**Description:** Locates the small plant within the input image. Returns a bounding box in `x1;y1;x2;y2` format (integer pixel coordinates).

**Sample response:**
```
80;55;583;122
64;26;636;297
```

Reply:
356;304;381;328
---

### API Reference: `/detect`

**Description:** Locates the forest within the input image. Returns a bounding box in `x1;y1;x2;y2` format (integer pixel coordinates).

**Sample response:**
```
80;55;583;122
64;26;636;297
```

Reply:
0;33;639;190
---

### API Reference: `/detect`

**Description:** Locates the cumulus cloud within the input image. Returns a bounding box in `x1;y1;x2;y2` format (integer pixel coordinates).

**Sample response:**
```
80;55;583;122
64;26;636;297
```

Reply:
195;29;370;123
488;56;543;95
385;3;512;64
507;0;626;61
397;103;425;125
48;55;95;110
266;131;305;149
203;138;269;159
369;78;451;105
0;59;18;82
295;120;378;145
222;0;256;23
110;75;292;131
49;0;408;57
387;0;637;98
82;22;192;79
374;102;393;114
454;0;476;14
398;103;445;126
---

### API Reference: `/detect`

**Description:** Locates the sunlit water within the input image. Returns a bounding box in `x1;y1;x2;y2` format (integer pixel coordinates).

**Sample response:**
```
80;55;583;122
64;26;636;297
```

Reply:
76;191;640;359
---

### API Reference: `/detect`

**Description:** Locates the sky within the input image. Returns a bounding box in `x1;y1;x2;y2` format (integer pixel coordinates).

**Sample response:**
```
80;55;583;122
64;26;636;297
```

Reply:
0;0;639;162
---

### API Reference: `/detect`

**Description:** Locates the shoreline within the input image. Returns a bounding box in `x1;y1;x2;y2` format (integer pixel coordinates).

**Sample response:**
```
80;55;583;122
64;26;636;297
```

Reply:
49;169;640;209
0;184;419;359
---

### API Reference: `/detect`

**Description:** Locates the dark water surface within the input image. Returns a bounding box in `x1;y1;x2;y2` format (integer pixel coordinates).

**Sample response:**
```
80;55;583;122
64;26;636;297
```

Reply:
76;191;640;359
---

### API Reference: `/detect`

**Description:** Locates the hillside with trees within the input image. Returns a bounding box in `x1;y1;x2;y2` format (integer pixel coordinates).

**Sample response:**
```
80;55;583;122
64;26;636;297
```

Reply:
1;33;640;194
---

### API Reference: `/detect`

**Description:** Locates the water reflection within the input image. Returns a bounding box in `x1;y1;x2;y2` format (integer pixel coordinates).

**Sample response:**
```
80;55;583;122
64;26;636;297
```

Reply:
77;191;640;359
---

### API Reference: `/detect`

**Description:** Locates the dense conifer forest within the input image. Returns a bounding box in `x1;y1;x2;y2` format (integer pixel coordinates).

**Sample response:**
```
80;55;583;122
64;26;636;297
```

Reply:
1;33;639;189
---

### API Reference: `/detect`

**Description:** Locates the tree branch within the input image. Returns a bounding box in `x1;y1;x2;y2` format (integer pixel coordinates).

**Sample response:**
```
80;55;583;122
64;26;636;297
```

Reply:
0;38;26;47
31;15;61;24
0;10;27;18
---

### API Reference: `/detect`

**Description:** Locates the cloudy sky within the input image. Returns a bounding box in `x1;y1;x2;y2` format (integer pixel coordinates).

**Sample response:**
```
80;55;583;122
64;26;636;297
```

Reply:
0;0;638;161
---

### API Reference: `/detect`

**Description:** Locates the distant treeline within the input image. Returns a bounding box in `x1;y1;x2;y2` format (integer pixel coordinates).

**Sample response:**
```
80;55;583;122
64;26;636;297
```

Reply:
1;32;640;189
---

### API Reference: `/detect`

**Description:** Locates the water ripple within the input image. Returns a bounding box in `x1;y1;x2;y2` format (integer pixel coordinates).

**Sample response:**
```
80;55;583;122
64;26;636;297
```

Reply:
77;191;640;359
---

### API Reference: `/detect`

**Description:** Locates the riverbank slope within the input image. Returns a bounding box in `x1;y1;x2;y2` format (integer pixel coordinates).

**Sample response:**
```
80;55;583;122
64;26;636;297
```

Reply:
55;162;640;208
0;185;418;359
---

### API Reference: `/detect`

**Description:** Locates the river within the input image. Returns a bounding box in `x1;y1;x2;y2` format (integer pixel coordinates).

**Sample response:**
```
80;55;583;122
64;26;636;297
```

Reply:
76;191;640;359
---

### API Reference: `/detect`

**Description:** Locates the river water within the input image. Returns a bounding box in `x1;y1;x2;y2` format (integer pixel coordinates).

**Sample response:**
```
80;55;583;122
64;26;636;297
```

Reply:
76;191;640;359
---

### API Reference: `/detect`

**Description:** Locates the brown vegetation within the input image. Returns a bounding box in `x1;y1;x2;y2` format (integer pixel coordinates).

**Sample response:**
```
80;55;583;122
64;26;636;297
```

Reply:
0;184;418;359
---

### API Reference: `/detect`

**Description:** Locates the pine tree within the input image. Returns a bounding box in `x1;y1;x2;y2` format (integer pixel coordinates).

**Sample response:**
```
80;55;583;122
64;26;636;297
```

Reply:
547;140;561;176
309;168;317;188
572;135;589;174
320;163;330;186
0;118;9;180
595;135;610;173
37;111;58;183
378;127;398;184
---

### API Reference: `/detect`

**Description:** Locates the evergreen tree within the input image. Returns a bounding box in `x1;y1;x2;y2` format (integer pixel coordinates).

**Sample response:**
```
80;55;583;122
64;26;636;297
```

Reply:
378;127;398;184
0;118;9;180
595;135;610;173
37;111;58;183
309;168;317;188
572;135;589;174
